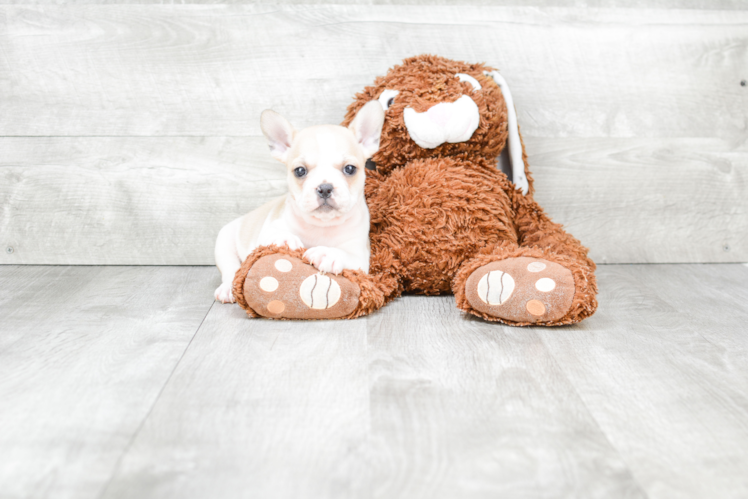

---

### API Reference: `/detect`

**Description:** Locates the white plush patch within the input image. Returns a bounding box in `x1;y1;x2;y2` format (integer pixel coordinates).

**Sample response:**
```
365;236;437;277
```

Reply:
456;73;482;92
535;278;556;292
483;70;529;196
299;274;341;310
259;276;279;292
477;271;515;305
403;95;480;149
378;89;399;111
527;262;546;272
275;259;293;272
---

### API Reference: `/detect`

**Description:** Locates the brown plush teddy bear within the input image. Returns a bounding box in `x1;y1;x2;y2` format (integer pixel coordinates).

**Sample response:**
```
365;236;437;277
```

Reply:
234;55;597;326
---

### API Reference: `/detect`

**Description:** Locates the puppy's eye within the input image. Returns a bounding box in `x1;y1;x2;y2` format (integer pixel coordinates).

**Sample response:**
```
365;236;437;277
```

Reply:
343;164;357;176
378;89;399;111
294;166;307;178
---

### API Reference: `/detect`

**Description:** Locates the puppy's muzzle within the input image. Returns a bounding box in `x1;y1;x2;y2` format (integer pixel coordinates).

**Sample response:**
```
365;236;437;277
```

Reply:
316;183;334;199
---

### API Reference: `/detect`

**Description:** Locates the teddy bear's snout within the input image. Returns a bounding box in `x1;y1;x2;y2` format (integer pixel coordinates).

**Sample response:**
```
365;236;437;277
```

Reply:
402;95;480;149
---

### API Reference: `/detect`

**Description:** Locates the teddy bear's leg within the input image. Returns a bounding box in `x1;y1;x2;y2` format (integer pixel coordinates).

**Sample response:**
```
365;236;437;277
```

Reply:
232;245;400;320
454;196;597;326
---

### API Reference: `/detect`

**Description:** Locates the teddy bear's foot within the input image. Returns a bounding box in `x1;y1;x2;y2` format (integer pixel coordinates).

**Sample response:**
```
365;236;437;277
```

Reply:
242;254;360;319
464;256;575;324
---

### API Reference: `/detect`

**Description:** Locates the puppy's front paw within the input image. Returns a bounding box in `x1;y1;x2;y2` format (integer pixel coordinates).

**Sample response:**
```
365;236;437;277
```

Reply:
304;246;346;274
269;234;304;251
214;283;235;303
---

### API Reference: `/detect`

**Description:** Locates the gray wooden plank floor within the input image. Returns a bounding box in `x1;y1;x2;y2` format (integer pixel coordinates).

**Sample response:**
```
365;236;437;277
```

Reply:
0;266;217;497
1;264;747;497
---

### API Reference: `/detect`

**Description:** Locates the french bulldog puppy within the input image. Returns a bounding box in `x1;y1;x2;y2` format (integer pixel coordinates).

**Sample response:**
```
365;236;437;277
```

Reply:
214;101;384;303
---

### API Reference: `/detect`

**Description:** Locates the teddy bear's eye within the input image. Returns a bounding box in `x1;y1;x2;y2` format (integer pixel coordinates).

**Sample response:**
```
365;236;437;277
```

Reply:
378;89;400;111
455;73;482;92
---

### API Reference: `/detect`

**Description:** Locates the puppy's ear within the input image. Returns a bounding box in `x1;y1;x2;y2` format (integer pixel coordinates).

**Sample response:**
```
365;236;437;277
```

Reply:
260;110;295;162
348;100;385;159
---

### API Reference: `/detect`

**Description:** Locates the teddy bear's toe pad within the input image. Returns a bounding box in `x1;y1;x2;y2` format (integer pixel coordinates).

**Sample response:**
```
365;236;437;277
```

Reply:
465;257;575;323
244;254;360;319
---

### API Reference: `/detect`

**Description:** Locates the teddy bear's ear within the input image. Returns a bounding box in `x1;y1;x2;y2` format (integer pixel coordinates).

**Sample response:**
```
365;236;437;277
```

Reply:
483;71;529;196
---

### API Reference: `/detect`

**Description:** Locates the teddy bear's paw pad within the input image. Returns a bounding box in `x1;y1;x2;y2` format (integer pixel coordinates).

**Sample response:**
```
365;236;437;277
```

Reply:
465;257;575;323
243;254;360;319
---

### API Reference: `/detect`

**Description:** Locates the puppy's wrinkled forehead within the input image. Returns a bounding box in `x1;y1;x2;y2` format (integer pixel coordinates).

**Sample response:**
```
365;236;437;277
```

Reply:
288;125;362;166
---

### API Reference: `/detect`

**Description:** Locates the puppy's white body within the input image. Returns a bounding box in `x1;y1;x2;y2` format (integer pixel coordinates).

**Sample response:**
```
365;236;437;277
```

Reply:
214;194;370;303
214;104;384;303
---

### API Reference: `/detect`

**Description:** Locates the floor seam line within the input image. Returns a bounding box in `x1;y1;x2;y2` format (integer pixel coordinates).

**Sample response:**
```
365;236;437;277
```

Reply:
97;299;216;497
536;329;651;498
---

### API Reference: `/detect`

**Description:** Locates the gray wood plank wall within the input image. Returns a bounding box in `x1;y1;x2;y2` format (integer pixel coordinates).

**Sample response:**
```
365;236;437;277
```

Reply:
1;5;746;265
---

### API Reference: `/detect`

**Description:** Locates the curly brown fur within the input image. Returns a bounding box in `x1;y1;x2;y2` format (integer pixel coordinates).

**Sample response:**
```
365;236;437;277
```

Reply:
355;54;596;325
343;55;509;176
368;156;519;294
510;190;596;271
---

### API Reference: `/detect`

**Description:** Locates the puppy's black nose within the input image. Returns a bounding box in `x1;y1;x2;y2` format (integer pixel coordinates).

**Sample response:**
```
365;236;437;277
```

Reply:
316;183;333;199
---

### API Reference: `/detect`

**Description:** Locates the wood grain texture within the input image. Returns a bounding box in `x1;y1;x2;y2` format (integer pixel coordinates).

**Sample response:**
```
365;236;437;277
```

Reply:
528;137;748;264
6;0;748;7
0;265;216;498
3;264;748;497
103;294;643;498
2;136;745;265
350;296;643;498
102;303;373;498
538;263;748;497
1;6;746;138
1;5;746;266
0;136;285;265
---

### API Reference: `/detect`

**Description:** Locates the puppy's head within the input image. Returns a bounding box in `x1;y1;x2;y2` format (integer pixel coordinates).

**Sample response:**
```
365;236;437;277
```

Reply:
260;101;384;224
